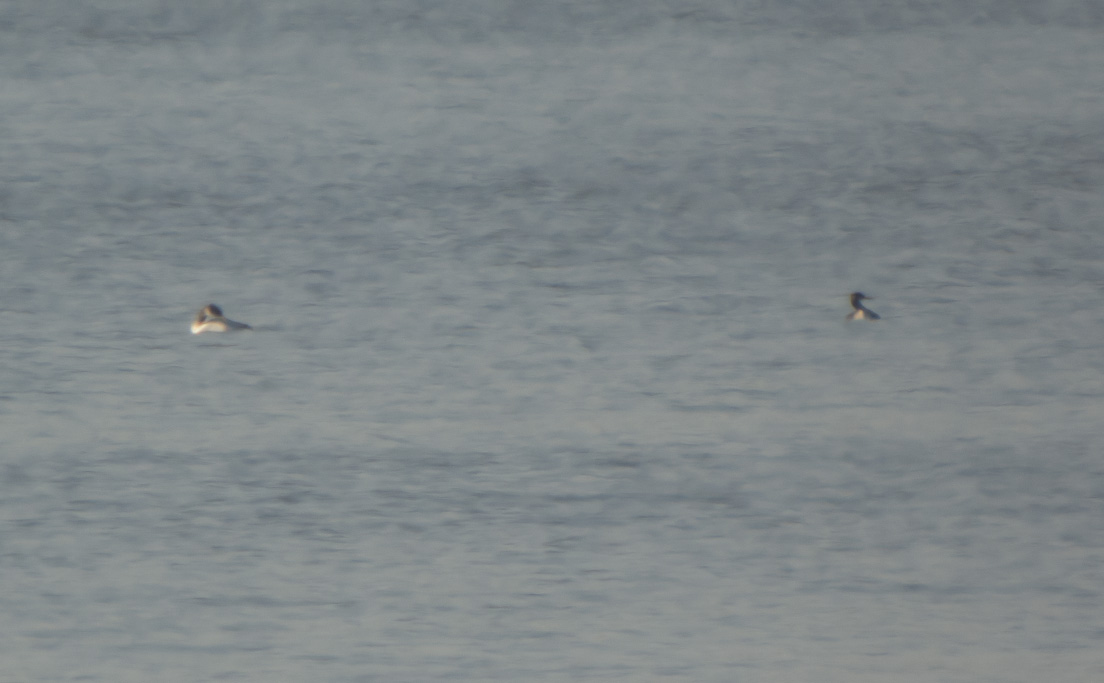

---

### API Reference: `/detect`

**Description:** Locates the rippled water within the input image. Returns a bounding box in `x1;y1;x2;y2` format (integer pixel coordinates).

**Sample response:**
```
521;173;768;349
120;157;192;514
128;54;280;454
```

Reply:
2;2;1104;681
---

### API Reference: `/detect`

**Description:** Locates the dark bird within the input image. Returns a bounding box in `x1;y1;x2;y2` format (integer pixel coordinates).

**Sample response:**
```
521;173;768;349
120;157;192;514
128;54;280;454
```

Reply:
846;292;880;320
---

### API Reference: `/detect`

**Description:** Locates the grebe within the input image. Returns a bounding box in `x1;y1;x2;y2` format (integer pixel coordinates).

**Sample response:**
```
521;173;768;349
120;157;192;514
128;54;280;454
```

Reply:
191;304;252;334
846;292;880;320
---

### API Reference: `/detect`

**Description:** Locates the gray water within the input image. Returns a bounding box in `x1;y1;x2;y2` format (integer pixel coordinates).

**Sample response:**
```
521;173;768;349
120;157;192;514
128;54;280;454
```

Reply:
3;2;1104;681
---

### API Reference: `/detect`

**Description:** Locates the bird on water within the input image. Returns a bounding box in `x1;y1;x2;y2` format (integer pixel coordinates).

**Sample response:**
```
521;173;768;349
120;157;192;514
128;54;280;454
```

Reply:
846;292;880;320
191;304;252;334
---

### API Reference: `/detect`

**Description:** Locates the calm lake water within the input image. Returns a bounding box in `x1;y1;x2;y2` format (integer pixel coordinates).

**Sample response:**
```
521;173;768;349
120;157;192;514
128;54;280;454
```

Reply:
2;2;1104;681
